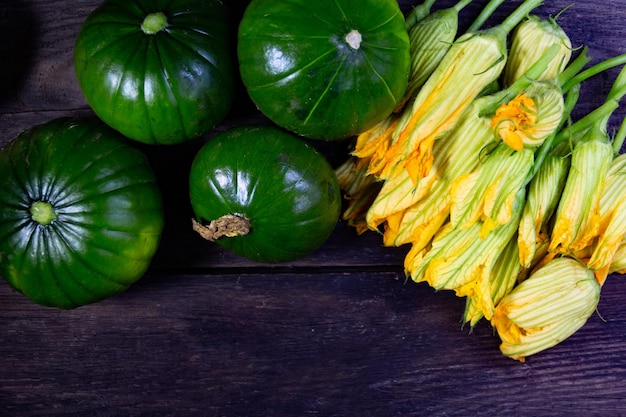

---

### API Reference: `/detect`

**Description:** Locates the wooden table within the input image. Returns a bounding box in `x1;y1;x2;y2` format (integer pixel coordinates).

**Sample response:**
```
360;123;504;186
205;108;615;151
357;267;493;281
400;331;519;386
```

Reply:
1;1;626;416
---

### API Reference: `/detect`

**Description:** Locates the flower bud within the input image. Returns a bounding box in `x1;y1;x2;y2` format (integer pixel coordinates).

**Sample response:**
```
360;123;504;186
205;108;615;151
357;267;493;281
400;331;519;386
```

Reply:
492;257;600;361
503;15;572;87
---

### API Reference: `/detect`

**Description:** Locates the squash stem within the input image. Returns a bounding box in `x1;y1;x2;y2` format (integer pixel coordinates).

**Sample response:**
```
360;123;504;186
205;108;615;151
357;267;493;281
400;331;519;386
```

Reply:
561;53;626;94
345;29;363;50
141;12;168;35
404;0;437;30
467;0;504;32
192;215;250;241
30;201;57;226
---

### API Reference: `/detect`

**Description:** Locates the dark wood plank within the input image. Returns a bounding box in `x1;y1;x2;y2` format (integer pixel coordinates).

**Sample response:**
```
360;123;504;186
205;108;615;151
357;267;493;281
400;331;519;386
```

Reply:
1;271;625;417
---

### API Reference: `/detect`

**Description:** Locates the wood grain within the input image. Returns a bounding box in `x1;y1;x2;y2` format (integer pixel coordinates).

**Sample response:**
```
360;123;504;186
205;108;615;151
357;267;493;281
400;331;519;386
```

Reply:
1;272;625;417
1;0;626;416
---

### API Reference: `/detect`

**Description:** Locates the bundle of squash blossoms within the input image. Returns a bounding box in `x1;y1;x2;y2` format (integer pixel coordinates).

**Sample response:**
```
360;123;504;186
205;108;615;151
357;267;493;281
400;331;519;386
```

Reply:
336;0;626;361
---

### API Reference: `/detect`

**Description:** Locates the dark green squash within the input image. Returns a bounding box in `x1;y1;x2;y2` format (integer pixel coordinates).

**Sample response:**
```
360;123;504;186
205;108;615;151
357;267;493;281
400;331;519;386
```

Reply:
237;0;411;140
73;0;236;145
0;118;164;308
189;126;341;262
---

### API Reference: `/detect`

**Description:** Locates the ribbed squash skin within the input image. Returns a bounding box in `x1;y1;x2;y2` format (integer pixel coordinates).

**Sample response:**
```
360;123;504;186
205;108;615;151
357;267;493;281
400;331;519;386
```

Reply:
237;0;410;140
74;0;236;144
0;118;164;308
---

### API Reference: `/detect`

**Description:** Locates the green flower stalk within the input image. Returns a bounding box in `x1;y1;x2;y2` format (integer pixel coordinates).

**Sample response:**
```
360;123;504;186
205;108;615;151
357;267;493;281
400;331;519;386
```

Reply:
503;14;573;87
492;257;600;362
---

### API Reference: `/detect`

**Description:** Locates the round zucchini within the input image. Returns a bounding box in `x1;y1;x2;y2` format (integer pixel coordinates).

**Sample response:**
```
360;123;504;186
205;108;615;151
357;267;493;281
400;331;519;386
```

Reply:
0;118;164;308
237;0;410;140
189;125;341;262
74;0;236;144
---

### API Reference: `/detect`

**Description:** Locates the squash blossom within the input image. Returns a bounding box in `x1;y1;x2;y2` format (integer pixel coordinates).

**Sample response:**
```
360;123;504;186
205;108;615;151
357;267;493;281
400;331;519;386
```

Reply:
491;93;537;150
463;236;522;327
450;143;534;237
549;134;613;255
492;257;600;362
360;0;543;182
335;156;382;235
387;46;563;249
380;30;506;182
406;189;524;299
352;0;465;175
376;96;495;248
398;0;471;108
587;153;626;283
490;81;565;151
518;142;570;267
503;14;572;87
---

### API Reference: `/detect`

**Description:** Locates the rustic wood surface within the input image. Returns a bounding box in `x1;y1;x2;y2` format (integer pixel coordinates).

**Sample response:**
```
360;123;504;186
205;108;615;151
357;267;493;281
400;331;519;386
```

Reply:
1;1;626;416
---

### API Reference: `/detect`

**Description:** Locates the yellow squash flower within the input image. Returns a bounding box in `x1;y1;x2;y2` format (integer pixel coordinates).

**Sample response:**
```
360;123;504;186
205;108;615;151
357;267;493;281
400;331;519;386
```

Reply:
549;135;613;255
517;142;570;267
492;257;600;362
398;0;469;109
587;153;626;284
608;235;626;274
383;95;496;249
450;143;534;237
463;236;522;327
406;190;524;296
491;93;537;150
381;28;508;182
490;81;565;151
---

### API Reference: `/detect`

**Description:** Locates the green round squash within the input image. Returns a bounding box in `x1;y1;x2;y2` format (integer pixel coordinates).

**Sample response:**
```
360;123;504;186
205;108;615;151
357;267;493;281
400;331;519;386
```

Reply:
189;125;341;262
74;0;236;145
0;118;164;308
237;0;411;140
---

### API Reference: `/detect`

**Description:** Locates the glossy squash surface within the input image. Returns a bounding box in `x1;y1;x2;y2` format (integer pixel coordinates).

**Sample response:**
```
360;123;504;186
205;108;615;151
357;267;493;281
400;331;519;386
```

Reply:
237;0;411;140
189;126;341;262
74;0;236;145
0;118;164;308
